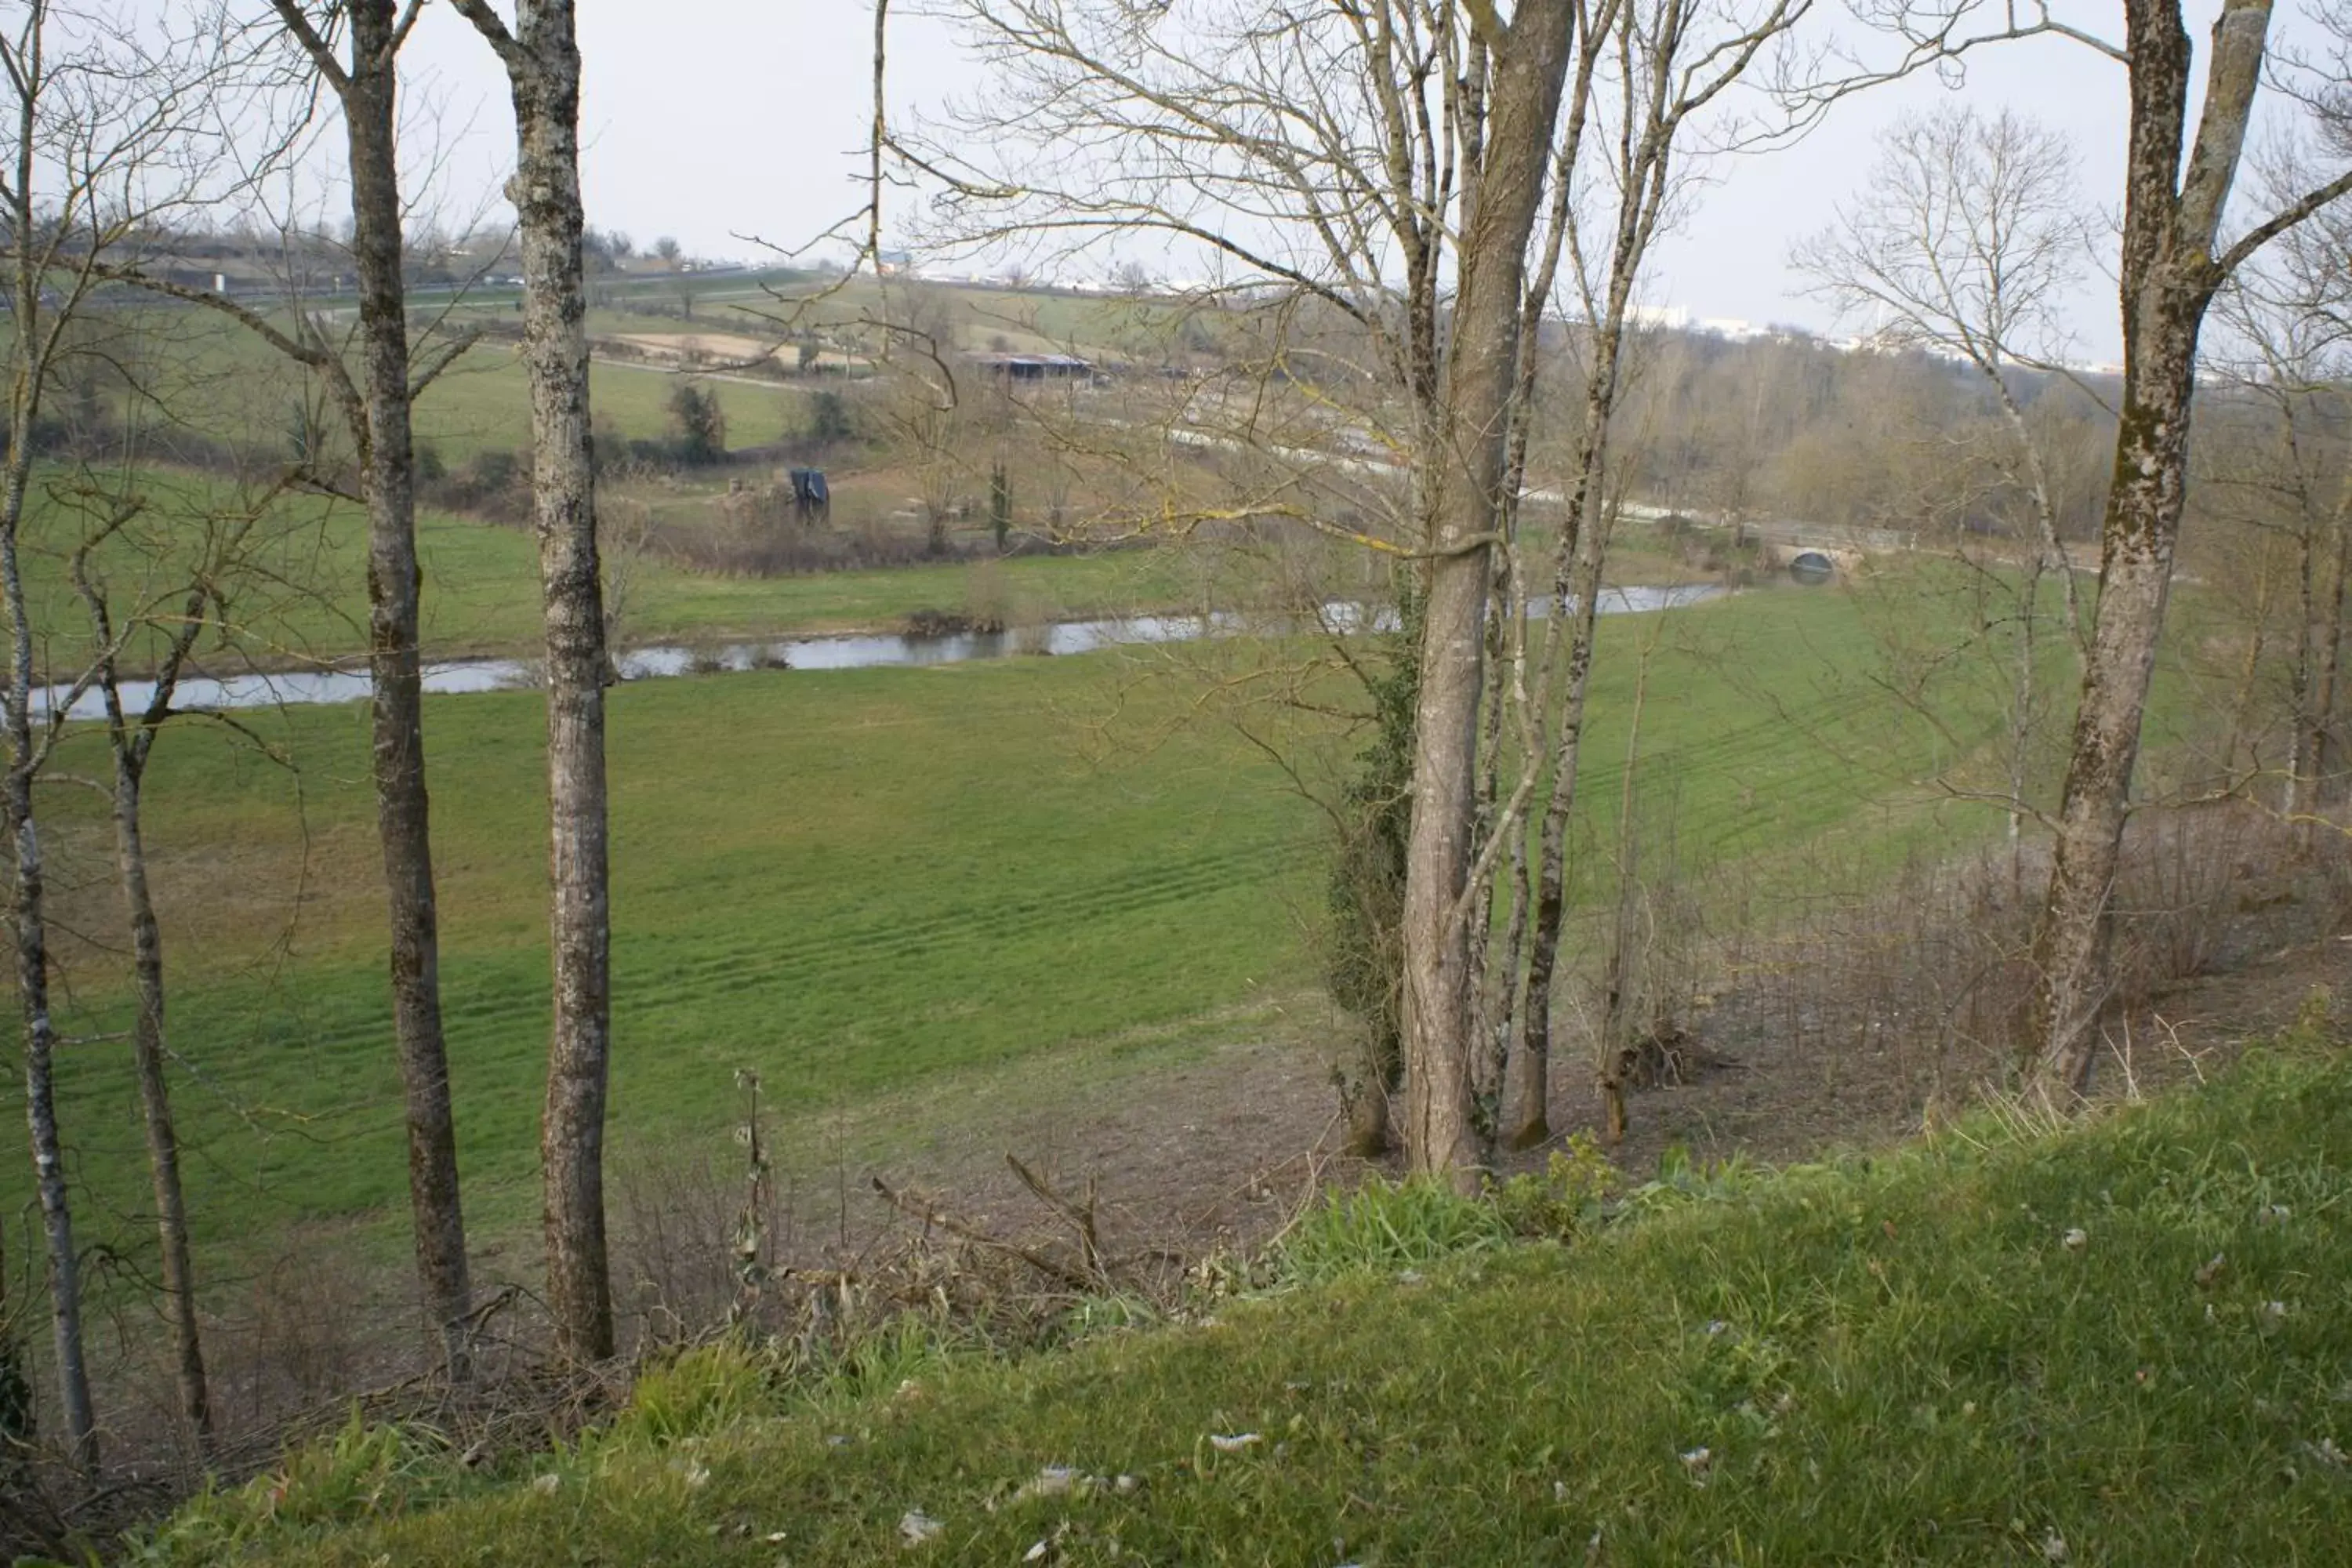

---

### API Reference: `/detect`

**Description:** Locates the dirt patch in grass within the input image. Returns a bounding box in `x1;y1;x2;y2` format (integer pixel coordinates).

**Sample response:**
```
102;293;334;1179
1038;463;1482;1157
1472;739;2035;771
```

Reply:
812;826;2352;1272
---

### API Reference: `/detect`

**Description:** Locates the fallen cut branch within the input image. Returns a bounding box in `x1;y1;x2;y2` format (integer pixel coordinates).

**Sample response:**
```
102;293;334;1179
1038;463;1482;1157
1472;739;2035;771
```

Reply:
1004;1153;1107;1284
869;1176;1097;1294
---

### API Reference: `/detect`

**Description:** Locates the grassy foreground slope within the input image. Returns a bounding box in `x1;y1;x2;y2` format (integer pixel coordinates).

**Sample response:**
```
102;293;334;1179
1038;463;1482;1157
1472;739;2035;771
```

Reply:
150;1037;2352;1565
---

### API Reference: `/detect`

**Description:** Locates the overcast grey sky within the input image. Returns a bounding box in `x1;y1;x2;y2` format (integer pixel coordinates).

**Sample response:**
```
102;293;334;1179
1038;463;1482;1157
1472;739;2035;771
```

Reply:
390;2;2270;362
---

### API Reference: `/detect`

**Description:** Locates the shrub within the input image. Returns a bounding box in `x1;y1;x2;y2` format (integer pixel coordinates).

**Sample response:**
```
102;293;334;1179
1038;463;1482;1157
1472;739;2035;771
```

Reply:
1276;1178;1513;1284
666;379;725;464
1487;1135;1618;1238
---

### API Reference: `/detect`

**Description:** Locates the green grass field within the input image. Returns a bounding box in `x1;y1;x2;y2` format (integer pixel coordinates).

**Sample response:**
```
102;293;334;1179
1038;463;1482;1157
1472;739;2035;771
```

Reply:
16;462;1203;669
413;344;816;463
2;585;1993;1280
24;652;1323;1253
142;1030;2352;1565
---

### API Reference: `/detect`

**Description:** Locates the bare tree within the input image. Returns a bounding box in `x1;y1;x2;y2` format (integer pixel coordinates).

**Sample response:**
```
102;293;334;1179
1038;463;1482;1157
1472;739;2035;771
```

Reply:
262;0;478;1379
1391;0;1599;1185
59;463;285;1448
915;1;1496;1164
2203;159;2352;832
873;282;965;554
2021;0;2352;1092
917;0;1807;1174
1493;0;1807;1153
1792;106;2087;876
1820;0;2352;1093
0;0;244;1471
1795;105;2085;633
452;0;616;1363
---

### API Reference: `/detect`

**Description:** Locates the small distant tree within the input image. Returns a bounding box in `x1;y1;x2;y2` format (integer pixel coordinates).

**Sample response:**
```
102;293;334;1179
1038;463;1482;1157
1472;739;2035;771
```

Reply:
989;457;1012;551
809;389;856;444
875;284;965;553
1793;106;2089;882
654;234;682;264
667;379;725;463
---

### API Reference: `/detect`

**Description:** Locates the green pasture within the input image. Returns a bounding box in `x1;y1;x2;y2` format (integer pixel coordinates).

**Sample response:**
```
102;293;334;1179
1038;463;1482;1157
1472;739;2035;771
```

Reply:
413;344;815;462
15;464;1200;667
0;584;2029;1280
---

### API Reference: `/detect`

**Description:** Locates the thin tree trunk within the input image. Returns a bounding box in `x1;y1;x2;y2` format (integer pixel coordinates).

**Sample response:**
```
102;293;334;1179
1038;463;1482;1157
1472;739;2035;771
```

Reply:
2;76;96;1449
1497;0;1696;1149
333;0;475;1376
0;463;94;1472
2290;493;2349;830
2310;511;2349;803
1465;550;1514;1107
1506;498;1612;1148
456;0;615;1360
1399;0;1580;1187
70;550;215;1445
2222;535;2278;792
108;728;209;1440
1596;652;1653;1146
2029;0;2278;1095
2008;554;2042;893
2030;304;2205;1091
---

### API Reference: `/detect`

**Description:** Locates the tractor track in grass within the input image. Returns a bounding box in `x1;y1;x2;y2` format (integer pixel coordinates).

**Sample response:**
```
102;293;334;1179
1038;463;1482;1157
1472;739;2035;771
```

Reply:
202;828;1320;1110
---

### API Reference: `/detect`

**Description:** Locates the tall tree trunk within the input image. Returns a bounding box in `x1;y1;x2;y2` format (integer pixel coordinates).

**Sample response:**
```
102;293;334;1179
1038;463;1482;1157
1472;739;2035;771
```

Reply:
2;77;96;1450
1505;495;1612;1148
0;462;95;1472
2027;0;2275;1094
334;0;475;1376
107;730;208;1440
71;557;220;1446
1465;554;1514;1107
1399;1;1578;1186
456;0;615;1360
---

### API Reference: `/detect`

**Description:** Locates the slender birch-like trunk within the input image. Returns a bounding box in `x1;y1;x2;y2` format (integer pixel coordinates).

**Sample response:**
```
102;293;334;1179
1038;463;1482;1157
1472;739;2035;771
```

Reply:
454;0;615;1359
316;0;478;1374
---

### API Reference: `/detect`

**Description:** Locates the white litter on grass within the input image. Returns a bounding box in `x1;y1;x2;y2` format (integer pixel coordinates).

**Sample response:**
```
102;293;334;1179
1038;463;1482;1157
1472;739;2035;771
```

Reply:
531;1473;561;1497
1012;1466;1081;1503
2062;1228;2089;1252
899;1510;944;1546
1209;1432;1263;1452
2042;1528;2070;1562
